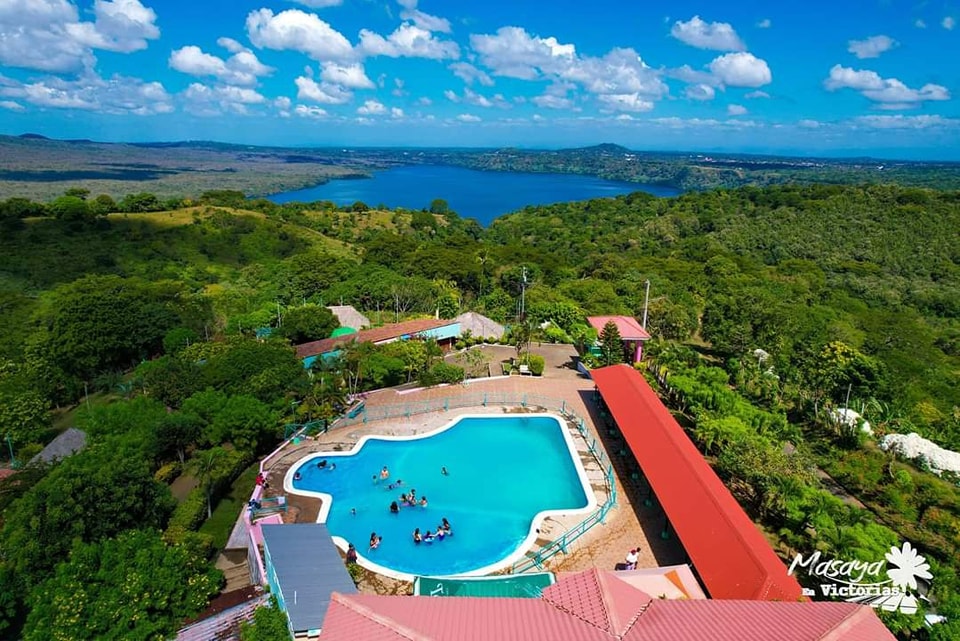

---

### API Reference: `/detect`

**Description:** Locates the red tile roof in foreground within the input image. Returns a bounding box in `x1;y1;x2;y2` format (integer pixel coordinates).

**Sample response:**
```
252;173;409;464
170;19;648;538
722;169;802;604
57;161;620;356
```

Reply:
319;569;894;640
587;316;651;341
591;364;804;602
295;318;454;359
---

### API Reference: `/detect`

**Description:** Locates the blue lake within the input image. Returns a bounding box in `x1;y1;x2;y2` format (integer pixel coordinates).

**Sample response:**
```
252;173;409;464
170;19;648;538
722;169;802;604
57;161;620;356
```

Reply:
267;164;679;226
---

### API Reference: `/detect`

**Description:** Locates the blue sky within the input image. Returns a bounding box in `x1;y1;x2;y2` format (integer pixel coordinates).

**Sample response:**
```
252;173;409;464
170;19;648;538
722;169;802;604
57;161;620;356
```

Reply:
0;0;958;158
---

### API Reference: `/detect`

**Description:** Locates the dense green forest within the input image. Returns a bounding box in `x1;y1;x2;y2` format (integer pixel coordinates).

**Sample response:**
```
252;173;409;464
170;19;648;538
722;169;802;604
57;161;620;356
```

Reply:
1;183;958;639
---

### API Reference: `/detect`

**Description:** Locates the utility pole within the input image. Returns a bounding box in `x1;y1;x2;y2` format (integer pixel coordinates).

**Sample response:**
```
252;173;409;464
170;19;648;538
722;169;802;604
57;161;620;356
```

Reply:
520;266;528;321
641;279;651;329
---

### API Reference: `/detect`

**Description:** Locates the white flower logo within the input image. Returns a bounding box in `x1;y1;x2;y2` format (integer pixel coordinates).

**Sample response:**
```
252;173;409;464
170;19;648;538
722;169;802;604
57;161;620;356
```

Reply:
885;542;932;591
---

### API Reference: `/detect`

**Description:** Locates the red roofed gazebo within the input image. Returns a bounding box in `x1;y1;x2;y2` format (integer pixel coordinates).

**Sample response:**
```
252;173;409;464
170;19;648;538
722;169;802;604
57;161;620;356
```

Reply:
591;364;804;602
588;316;651;363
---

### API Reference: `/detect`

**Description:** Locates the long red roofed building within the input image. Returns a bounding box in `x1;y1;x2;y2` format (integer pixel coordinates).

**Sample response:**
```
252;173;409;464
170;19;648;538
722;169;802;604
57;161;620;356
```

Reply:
590;364;804;601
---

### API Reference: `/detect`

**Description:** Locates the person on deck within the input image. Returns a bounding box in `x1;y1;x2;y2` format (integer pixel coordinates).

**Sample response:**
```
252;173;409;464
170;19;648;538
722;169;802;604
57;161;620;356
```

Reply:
346;543;358;564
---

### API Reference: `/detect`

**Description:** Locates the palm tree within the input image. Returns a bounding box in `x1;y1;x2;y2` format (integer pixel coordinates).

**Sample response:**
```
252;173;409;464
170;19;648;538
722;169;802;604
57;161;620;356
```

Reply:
188;448;224;519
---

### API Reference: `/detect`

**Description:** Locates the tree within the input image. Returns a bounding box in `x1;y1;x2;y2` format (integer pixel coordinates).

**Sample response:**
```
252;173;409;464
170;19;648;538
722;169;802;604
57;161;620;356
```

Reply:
0;361;49;448
48;195;92;225
240;598;290;641
0;452;174;581
188;447;228;519
278;304;339;344
24;529;221;641
136;356;201;409
598;320;624;367
208;395;277;453
154;413;201;464
29;275;195;385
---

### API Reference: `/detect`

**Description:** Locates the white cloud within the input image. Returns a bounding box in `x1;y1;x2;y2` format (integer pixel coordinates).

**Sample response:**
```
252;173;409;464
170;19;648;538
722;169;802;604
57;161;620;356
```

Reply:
456;113;481;122
391;106;404;118
0;71;172;114
944;16;956;30
0;0;159;72
563;48;667;98
449;62;493;86
727;103;747;115
847;35;898;59
246;8;354;62
915;19;926;29
757;18;771;29
824;64;949;106
708;52;772;87
295;104;328;118
295;76;353;104
359;23;459;59
291;0;342;7
745;90;769;99
670;15;745;51
597;93;654;112
532;94;573;109
357;99;386;115
65;0;160;53
0;100;24;111
685;83;715;100
397;0;451;34
856;114;957;129
443;89;459;102
416;96;432;105
320;62;374;89
183;82;266;115
470;26;576;79
169;43;273;87
798;119;822;128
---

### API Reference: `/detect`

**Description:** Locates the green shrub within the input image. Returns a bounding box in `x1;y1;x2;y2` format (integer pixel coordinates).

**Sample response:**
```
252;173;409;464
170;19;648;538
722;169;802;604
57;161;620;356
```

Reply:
154;461;183;484
167;487;208;532
347;562;364;586
526;354;545;376
419;362;465;386
454;340;466;350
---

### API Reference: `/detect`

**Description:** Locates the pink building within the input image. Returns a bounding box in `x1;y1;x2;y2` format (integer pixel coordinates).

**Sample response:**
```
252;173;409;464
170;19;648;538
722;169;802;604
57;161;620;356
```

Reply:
588;316;651;363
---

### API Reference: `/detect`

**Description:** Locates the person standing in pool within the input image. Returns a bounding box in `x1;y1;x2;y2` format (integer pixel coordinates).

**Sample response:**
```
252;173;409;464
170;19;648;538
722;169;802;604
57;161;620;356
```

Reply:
380;466;390;481
419;496;428;508
413;528;422;544
389;501;400;514
441;517;452;535
441;466;449;476
369;532;382;550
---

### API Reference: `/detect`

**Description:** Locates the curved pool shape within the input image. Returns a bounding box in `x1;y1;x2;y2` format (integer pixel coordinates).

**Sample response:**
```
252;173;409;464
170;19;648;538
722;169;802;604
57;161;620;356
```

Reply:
284;414;595;579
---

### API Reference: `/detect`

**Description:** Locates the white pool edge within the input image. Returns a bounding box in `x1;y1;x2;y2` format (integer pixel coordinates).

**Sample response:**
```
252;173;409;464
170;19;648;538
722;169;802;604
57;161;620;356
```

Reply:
282;412;598;582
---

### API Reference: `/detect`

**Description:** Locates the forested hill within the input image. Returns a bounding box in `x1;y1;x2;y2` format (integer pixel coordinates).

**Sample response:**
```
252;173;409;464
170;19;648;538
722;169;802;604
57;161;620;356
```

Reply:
2;182;960;638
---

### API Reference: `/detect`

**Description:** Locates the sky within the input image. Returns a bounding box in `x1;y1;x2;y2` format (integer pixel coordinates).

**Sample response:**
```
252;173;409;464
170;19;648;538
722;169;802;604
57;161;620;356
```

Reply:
0;0;958;158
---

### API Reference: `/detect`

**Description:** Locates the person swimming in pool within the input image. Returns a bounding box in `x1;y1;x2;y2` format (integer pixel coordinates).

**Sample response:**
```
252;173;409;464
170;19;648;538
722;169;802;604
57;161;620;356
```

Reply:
441;466;449;476
293;471;301;481
369;532;382;549
441;517;452;535
436;527;446;541
389;501;400;514
419;496;428;508
318;459;327;469
380;466;390;480
413;528;422;544
423;529;436;542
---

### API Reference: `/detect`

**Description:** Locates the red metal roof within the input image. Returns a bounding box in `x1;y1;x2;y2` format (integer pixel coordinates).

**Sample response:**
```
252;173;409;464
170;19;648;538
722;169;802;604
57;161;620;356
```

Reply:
319;570;895;640
623;599;894;641
296;318;455;359
541;569;651;636
321;592;612;641
587;316;651;341
590;364;804;602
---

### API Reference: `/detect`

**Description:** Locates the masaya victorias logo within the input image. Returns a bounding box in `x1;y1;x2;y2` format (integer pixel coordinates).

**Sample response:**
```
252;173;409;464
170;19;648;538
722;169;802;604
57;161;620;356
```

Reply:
788;541;933;614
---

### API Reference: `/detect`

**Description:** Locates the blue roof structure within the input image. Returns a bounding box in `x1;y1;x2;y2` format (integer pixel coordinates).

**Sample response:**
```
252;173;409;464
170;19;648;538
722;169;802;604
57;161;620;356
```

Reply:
260;523;358;634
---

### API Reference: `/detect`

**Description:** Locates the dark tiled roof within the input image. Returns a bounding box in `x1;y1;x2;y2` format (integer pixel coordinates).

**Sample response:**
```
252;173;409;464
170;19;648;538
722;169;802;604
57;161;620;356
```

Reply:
29;428;87;464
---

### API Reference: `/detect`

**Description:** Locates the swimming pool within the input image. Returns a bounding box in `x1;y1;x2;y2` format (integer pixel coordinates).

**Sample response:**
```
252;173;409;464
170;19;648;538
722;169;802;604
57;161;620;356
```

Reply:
284;413;595;579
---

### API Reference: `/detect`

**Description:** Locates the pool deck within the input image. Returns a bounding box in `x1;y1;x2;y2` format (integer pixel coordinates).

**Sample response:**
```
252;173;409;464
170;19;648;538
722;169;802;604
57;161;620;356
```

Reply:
261;346;687;592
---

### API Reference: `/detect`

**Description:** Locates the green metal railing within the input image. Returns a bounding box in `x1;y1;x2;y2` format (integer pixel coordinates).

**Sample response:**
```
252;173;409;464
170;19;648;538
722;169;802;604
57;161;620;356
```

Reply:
328;392;618;575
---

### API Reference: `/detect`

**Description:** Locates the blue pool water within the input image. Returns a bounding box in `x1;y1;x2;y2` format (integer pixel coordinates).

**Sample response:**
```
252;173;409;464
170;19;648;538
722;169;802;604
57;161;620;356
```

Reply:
287;414;592;578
